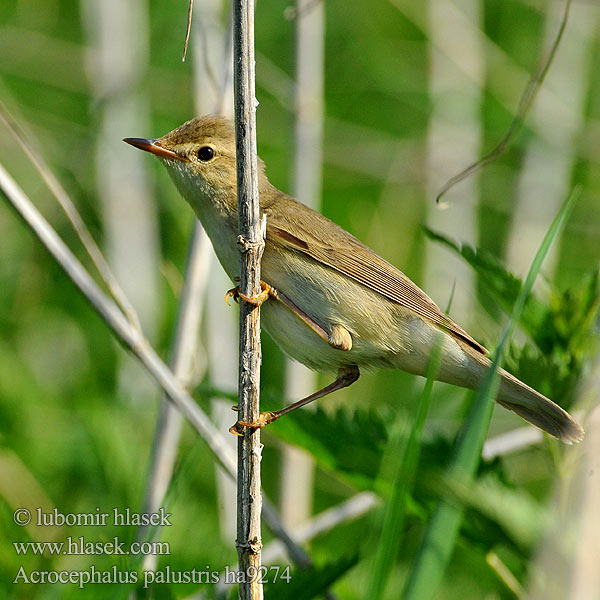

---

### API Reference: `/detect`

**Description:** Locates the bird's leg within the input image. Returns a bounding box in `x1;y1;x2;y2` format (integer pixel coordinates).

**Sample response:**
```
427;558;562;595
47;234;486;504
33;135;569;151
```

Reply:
229;365;360;435
226;281;352;351
273;289;353;350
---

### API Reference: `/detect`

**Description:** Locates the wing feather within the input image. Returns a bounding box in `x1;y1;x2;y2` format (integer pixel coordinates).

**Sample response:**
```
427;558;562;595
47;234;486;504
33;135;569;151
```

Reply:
265;198;487;355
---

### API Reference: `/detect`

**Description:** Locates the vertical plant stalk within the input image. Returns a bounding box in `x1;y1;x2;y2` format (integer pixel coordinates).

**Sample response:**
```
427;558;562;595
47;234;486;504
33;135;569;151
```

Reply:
81;0;160;371
140;224;212;571
233;0;264;598
424;0;483;329
279;0;325;530
141;0;233;566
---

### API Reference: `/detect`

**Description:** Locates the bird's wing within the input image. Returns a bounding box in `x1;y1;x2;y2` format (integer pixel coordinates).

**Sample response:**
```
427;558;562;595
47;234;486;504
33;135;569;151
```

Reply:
264;197;488;355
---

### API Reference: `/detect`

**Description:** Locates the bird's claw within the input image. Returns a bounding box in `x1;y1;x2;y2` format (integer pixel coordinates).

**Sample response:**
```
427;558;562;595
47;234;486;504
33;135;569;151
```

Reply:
224;288;239;306
228;411;278;436
225;281;275;307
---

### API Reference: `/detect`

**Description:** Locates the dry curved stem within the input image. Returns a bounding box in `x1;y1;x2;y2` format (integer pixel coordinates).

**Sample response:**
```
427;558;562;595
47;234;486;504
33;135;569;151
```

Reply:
0;162;311;569
0;162;234;470
262;492;378;564
0;101;142;333
436;0;572;206
182;0;194;62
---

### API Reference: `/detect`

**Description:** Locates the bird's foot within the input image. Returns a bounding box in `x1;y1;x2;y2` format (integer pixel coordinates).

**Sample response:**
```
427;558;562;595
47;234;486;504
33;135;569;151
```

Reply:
229;411;279;436
225;281;275;307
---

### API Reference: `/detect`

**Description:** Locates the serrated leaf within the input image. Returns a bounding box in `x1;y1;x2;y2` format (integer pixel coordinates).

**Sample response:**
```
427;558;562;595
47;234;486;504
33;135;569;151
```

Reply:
194;382;389;489
422;226;552;351
264;403;389;490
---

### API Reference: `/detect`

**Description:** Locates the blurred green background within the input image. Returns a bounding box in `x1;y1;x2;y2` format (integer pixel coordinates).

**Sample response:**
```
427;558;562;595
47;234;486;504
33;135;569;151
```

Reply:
1;0;599;598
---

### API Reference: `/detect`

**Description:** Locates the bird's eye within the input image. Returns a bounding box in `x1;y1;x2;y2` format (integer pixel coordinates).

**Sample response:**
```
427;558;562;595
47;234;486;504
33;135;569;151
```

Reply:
197;146;215;161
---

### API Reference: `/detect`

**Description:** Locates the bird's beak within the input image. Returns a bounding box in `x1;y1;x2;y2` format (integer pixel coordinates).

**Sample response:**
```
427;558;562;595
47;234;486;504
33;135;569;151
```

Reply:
123;138;189;162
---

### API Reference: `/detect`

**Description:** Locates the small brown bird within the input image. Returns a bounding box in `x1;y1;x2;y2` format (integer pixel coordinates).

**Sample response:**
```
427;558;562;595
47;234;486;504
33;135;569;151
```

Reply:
124;116;583;443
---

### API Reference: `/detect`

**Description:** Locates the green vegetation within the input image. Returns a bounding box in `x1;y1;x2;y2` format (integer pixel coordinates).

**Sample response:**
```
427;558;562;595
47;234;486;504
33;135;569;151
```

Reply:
1;0;599;598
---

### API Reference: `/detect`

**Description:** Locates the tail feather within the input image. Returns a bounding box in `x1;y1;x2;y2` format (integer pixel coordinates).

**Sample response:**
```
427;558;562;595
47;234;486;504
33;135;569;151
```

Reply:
497;368;584;444
453;342;584;444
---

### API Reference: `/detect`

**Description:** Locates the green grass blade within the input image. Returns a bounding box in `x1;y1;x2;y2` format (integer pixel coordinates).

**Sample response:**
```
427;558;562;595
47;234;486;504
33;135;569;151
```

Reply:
365;335;443;599
401;188;580;600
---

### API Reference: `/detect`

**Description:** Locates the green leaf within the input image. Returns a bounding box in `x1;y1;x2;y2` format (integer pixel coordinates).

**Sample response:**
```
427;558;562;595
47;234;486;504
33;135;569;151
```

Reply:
437;472;549;551
265;403;389;490
264;554;359;600
422;226;551;351
423;225;599;412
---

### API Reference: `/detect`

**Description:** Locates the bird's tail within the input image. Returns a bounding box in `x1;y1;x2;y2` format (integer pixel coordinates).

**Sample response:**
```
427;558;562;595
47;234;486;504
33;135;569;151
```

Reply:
496;367;584;444
447;343;584;444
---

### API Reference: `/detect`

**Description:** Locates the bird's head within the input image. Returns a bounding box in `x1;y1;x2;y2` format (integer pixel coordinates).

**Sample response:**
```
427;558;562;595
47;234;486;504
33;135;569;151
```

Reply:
124;115;269;214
